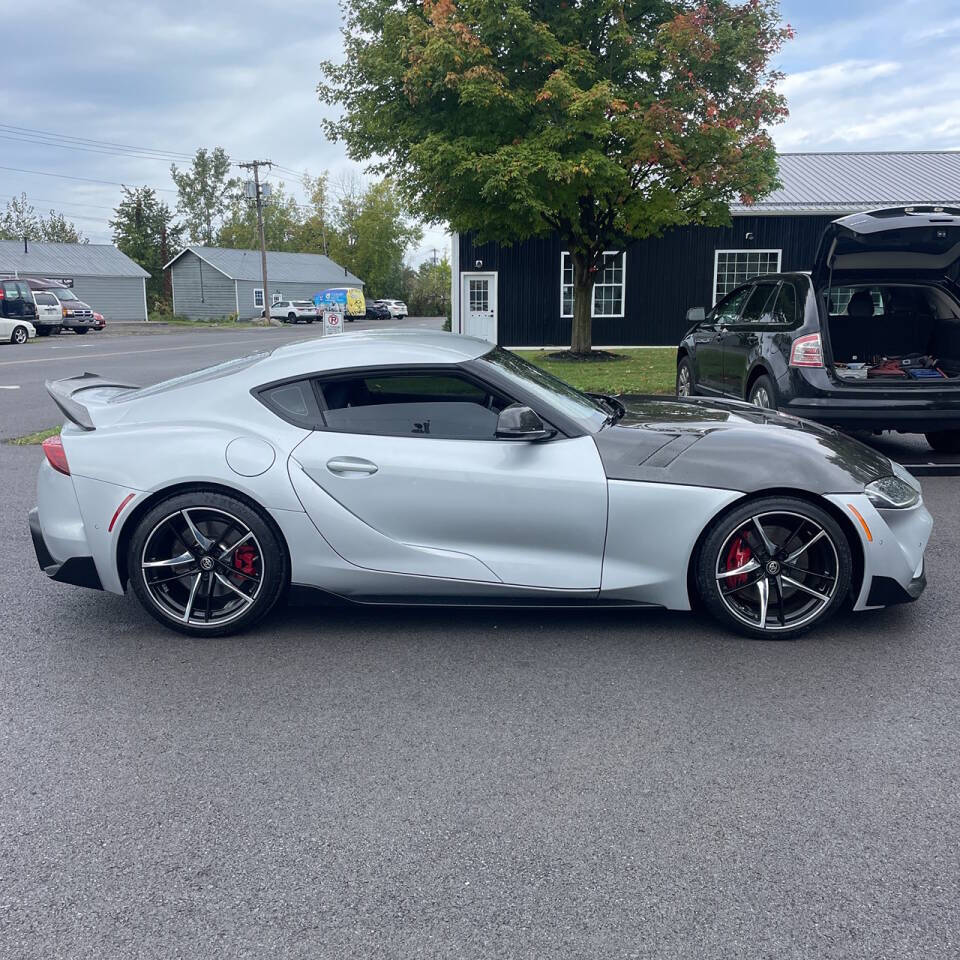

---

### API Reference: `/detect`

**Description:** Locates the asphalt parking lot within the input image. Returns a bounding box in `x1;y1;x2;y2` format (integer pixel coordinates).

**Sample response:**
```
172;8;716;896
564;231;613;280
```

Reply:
1;324;958;958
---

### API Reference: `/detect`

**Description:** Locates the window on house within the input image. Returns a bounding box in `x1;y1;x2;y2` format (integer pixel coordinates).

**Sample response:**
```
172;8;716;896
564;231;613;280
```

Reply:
253;289;264;308
560;251;625;319
713;250;781;304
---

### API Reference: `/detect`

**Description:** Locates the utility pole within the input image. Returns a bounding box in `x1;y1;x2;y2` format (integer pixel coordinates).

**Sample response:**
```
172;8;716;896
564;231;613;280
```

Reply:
239;160;272;319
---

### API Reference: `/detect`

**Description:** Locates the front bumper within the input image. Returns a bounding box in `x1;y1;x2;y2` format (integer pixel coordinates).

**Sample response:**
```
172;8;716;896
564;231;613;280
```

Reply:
825;493;932;611
29;507;102;590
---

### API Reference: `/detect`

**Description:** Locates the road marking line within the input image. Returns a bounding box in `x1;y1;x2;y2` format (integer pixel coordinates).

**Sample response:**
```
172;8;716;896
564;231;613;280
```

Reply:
0;385;20;389
0;334;288;367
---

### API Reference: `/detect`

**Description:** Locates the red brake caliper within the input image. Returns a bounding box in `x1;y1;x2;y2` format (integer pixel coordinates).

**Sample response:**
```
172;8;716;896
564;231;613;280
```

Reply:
724;535;752;588
233;544;258;577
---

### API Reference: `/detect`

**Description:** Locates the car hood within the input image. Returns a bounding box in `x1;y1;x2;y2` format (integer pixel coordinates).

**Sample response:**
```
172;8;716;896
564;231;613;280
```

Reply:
594;396;894;494
61;299;93;311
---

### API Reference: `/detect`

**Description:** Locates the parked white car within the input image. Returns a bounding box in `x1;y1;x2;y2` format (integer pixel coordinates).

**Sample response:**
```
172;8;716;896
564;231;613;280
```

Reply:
375;299;408;320
2;314;36;344
32;291;64;335
262;300;319;324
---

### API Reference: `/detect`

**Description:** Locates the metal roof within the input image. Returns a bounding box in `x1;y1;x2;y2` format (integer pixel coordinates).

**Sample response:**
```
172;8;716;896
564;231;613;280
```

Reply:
0;240;149;278
732;151;960;215
167;246;363;286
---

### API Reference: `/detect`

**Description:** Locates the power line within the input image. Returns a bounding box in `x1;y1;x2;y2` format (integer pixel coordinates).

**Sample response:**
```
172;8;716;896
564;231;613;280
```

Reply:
0;163;177;193
0;123;196;161
0;193;117;212
0;131;191;164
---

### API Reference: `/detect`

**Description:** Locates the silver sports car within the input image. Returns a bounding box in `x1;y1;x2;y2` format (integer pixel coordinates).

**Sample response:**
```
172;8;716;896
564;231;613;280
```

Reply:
30;330;932;639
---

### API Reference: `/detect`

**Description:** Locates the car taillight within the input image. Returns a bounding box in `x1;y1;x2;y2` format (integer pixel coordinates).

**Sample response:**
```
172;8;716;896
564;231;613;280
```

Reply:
42;435;70;475
789;333;824;368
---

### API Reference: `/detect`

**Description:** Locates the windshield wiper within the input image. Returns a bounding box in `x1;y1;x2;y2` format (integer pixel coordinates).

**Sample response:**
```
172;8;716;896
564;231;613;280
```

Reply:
590;393;626;425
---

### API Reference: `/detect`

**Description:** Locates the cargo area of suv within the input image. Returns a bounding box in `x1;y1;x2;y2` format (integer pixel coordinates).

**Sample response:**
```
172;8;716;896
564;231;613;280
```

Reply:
826;283;960;383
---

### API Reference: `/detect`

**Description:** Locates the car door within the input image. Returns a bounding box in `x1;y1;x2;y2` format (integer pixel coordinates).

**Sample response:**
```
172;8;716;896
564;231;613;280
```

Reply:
283;368;609;590
720;281;778;397
695;286;751;393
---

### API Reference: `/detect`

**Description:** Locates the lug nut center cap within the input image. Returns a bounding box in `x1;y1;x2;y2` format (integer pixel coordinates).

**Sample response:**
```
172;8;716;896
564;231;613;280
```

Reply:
199;556;215;572
766;560;781;575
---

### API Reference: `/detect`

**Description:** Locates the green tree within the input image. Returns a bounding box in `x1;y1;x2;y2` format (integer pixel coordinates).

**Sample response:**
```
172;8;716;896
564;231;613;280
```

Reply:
170;146;240;245
217;182;304;251
0;193;87;244
320;0;791;353
408;256;451;317
110;186;183;305
293;172;332;255
327;178;423;298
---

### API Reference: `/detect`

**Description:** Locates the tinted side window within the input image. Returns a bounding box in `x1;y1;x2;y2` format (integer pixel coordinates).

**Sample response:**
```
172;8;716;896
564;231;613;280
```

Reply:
318;372;510;440
3;281;21;300
739;283;778;323
712;286;751;323
258;380;322;426
771;283;799;325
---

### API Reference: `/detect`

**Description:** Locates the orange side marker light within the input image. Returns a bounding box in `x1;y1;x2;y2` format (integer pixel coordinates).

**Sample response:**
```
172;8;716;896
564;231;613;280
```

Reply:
847;503;873;542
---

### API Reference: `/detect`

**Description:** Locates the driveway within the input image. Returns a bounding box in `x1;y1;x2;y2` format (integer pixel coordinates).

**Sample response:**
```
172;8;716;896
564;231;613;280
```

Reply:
1;432;957;958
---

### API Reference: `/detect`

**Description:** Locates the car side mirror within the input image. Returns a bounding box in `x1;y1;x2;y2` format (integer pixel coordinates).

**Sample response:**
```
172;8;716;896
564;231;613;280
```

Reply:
495;404;556;441
686;306;706;324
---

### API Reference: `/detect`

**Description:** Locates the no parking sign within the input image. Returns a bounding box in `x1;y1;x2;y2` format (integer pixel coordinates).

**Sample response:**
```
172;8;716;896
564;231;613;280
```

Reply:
323;307;344;336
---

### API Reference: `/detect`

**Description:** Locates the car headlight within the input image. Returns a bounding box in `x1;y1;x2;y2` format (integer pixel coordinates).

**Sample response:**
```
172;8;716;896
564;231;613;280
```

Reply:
865;475;920;509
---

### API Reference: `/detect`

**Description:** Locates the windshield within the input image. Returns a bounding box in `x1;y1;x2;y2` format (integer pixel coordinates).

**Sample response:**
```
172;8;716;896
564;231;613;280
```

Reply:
476;347;608;432
50;288;78;301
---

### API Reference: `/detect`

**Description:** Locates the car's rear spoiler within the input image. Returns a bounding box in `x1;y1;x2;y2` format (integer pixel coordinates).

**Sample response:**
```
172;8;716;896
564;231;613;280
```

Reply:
45;373;140;431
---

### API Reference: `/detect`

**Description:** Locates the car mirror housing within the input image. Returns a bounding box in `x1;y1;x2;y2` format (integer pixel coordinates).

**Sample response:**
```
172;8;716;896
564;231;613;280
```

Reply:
686;306;706;324
495;404;556;441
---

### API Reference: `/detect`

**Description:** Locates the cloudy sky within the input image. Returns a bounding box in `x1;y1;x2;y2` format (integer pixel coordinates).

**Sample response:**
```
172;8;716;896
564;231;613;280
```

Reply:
3;0;959;259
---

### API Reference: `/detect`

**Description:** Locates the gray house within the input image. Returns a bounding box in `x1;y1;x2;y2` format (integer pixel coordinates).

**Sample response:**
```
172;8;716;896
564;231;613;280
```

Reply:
165;246;364;320
0;239;149;320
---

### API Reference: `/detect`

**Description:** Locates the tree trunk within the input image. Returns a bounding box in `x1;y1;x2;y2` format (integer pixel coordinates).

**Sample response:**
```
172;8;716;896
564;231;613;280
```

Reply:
570;253;593;354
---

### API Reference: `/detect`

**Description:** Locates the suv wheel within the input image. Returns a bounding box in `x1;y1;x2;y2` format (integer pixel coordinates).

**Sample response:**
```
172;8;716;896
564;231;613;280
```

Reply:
925;430;960;454
676;357;695;397
749;374;776;410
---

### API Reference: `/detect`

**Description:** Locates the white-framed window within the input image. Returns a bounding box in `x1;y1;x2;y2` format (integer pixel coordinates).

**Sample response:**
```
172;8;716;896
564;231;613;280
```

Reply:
253;288;264;308
272;292;283;305
560;251;626;319
468;278;489;312
713;249;781;304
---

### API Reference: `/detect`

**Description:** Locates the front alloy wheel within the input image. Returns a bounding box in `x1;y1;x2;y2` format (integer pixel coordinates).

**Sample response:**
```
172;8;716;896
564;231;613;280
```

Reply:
697;497;852;639
11;326;28;344
128;493;287;636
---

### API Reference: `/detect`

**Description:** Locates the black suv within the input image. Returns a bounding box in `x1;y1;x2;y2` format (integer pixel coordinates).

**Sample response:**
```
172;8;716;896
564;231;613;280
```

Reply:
677;206;960;451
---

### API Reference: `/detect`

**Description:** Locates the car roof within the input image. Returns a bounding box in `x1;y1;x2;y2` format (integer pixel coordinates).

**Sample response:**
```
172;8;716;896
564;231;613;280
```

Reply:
250;329;493;381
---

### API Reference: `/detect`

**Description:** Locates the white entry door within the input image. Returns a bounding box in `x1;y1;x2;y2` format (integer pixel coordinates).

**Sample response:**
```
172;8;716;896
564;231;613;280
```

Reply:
461;272;497;342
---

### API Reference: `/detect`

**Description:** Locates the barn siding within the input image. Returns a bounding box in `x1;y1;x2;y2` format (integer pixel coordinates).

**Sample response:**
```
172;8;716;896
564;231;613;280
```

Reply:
17;273;147;321
459;214;837;346
170;252;237;319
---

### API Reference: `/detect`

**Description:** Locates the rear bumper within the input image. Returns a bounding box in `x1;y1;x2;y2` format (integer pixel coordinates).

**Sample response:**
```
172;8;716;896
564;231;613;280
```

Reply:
29;507;102;590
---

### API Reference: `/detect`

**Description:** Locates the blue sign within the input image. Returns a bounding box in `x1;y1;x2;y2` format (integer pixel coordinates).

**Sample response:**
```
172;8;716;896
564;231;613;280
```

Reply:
314;288;346;307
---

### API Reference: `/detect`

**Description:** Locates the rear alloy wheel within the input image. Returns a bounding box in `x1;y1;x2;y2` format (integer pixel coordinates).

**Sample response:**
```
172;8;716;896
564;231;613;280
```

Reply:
749;374;776;410
128;492;288;636
925;430;960;454
11;325;28;345
676;357;694;397
697;497;852;639
288;313;298;323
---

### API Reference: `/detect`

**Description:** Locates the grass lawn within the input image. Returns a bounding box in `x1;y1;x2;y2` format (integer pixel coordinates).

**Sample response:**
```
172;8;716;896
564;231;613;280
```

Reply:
519;347;676;396
8;426;60;446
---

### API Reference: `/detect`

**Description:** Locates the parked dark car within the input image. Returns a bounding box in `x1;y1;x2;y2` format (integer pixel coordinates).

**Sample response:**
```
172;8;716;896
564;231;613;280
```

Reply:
364;302;392;320
0;278;40;332
677;206;960;452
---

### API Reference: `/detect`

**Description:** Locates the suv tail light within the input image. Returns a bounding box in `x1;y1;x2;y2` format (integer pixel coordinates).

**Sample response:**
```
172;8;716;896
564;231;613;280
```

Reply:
42;434;70;475
789;333;824;368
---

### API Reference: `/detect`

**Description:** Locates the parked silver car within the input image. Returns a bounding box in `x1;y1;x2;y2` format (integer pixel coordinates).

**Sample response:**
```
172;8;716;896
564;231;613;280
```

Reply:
31;331;931;639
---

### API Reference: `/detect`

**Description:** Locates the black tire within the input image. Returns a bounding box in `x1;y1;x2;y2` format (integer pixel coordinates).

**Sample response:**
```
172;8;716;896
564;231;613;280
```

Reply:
127;491;289;637
925;430;960;454
748;374;777;410
74;327;89;335
306;317;314;324
676;356;695;397
288;313;297;323
11;325;28;345
37;327;51;337
53;325;62;335
696;496;852;640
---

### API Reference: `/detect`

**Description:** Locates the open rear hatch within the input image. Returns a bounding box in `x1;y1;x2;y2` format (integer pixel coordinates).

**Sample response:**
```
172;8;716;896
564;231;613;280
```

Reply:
813;207;960;386
46;373;140;430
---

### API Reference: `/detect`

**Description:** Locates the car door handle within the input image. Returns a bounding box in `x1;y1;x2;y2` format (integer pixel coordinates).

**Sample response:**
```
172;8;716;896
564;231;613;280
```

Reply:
326;457;379;476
